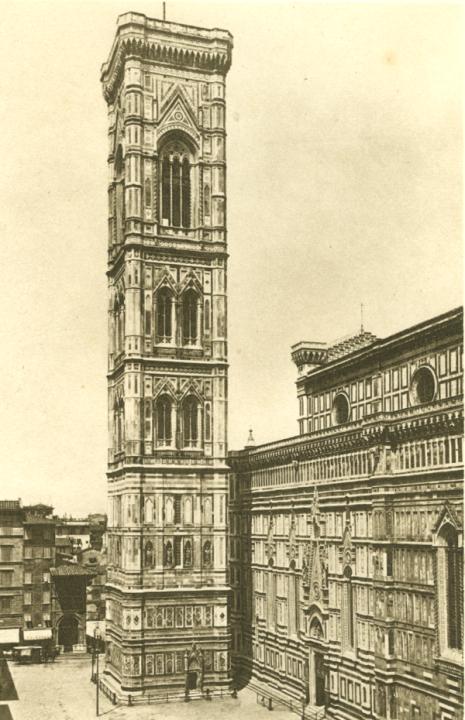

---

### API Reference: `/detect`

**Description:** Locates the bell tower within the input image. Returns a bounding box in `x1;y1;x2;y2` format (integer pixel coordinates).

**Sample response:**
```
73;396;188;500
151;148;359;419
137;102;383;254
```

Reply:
101;12;232;701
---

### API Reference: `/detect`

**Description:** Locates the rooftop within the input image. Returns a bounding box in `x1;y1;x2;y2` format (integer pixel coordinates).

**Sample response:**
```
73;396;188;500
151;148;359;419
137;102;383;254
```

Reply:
0;500;21;511
292;306;462;377
51;564;95;578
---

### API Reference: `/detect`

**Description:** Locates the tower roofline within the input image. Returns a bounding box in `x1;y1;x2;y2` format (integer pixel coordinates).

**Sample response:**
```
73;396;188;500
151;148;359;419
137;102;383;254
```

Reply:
101;11;233;103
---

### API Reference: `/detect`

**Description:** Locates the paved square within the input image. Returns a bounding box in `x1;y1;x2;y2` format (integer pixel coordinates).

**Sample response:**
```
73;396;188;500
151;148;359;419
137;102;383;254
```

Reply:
6;657;296;720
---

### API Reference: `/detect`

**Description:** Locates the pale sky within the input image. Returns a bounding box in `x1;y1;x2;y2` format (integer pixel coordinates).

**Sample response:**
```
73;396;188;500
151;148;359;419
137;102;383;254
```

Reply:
0;1;462;515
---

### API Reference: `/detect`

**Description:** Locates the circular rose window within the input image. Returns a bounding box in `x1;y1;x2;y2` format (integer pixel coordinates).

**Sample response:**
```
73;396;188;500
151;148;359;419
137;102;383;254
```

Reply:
332;393;350;425
410;366;436;405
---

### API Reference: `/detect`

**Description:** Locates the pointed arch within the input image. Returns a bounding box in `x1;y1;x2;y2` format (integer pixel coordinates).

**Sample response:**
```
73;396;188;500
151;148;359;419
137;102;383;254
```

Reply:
114;395;124;453
144;497;154;524
158;132;195;229
184;538;193;568
182;288;199;345
144;540;154;568
155;393;173;447
184;496;193;525
153;380;177;402
434;507;463;654
341;565;355;652
155;286;174;343
182;394;201;448
202;540;212;566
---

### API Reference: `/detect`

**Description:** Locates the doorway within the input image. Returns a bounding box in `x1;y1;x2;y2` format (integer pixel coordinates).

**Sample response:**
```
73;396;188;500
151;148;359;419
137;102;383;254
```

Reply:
58;615;78;652
187;671;197;690
314;652;325;706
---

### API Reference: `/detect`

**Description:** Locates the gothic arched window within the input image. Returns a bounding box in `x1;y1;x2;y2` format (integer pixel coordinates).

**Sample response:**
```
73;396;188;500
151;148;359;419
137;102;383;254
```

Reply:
114;398;124;453
156;395;172;446
164;541;173;567
446;530;463;649
144;497;154;524
204;183;211;217
182;290;198;345
144;541;154;568
183;396;199;448
160;139;191;228
203;540;212;566
184;539;193;568
437;524;463;652
144;177;152;207
114;144;125;245
156;288;173;343
342;566;355;652
184;497;193;525
114;292;125;354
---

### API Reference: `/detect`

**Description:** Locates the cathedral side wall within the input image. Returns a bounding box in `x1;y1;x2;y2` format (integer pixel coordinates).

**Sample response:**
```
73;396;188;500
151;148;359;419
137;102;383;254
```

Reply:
230;318;464;720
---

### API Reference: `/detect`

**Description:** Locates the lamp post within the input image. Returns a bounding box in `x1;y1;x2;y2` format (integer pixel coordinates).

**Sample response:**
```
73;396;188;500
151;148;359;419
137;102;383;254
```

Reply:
93;626;101;717
91;638;95;682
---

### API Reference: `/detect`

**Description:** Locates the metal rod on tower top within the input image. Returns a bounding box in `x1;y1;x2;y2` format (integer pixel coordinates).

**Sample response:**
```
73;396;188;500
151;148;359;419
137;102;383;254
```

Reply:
360;303;364;333
163;2;166;20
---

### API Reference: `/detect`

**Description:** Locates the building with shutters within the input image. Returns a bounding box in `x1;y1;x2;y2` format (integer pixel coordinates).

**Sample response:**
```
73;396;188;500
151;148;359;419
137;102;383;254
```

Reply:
0;501;24;648
100;12;232;702
229;307;463;720
22;504;55;646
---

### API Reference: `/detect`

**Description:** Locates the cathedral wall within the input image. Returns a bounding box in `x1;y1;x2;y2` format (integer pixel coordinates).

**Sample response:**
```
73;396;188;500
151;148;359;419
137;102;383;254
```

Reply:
230;313;463;720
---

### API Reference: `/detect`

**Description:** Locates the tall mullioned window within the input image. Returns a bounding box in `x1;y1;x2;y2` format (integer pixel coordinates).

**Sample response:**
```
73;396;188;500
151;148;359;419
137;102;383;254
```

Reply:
436;521;463;655
342;566;355;652
183;396;199;447
160;141;191;228
444;526;463;650
447;537;463;649
182;290;198;344
156;395;172;446
156;288;173;343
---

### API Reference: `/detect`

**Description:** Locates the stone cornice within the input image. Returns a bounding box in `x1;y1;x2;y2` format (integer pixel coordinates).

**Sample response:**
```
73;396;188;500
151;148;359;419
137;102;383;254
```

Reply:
291;342;328;374
101;13;233;105
107;240;228;276
107;356;228;381
229;397;463;472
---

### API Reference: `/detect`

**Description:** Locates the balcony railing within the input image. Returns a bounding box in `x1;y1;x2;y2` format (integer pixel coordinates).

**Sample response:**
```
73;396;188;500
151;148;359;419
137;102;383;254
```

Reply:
392;435;462;473
249;435;463;491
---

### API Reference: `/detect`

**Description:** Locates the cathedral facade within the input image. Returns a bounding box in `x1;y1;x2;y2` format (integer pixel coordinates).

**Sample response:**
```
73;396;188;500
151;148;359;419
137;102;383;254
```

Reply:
101;13;233;701
229;307;463;720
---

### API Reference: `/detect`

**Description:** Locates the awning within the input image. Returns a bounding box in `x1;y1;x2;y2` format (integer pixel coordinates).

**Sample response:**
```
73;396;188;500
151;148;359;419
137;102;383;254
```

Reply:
86;620;105;637
0;628;20;644
23;628;52;640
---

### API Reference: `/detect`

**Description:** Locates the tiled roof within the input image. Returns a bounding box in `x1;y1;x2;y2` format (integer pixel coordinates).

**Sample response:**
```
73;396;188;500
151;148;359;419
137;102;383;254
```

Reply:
327;330;377;361
51;564;95;577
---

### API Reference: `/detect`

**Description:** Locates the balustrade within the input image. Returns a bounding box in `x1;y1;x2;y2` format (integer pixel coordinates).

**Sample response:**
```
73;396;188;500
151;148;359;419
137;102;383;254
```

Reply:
250;434;462;490
393;435;462;473
251;449;373;490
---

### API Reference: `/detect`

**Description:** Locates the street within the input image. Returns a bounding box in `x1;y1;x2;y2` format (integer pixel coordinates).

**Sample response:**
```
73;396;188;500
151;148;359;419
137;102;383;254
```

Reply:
6;656;295;720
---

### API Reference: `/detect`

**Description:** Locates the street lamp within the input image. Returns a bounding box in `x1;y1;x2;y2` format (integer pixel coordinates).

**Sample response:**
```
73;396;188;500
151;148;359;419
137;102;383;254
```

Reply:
93;626;101;717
